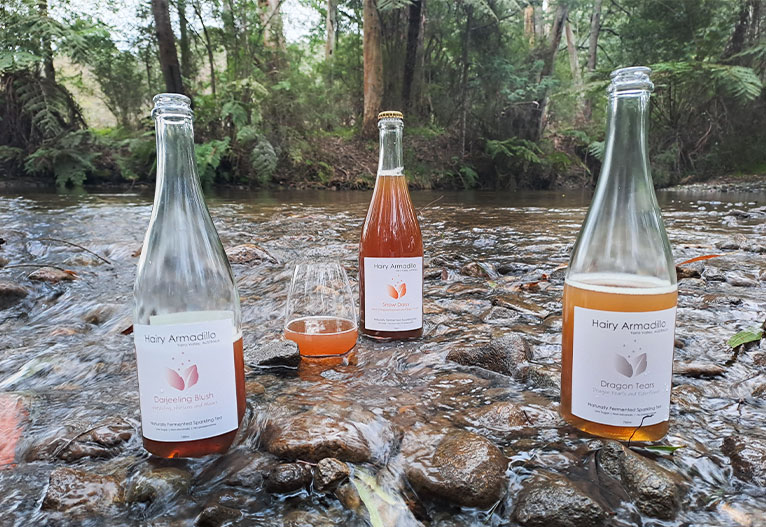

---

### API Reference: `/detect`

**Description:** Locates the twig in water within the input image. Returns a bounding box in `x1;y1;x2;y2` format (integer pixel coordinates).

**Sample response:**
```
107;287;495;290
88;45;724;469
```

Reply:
627;414;653;448
39;237;112;265
1;264;69;272
418;195;445;216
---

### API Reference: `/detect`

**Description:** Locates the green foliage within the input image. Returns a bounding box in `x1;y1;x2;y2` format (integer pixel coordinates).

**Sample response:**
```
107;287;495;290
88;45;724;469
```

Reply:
249;139;278;185
24;131;100;187
195;138;231;186
728;328;763;349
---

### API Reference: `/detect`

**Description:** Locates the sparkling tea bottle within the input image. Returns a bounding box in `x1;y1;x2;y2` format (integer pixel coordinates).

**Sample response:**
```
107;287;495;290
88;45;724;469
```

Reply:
133;94;245;458
560;67;677;441
359;111;424;340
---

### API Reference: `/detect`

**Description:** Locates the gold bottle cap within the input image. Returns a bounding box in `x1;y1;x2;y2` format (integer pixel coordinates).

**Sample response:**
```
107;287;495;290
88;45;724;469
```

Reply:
378;111;404;121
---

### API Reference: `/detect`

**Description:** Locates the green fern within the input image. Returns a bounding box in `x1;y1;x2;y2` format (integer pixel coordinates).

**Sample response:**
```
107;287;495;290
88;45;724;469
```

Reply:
23;131;100;187
195;138;231;185
250;139;277;185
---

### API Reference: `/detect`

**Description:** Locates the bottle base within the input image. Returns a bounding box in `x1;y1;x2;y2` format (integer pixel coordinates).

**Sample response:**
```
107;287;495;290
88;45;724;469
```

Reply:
142;428;238;458
560;410;669;442
360;327;423;341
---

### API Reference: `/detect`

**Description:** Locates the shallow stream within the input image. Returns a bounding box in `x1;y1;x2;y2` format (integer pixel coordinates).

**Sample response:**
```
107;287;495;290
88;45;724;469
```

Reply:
0;186;764;526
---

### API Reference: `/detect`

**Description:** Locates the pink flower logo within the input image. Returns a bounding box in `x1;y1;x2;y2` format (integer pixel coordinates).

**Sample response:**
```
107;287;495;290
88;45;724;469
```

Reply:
166;365;199;391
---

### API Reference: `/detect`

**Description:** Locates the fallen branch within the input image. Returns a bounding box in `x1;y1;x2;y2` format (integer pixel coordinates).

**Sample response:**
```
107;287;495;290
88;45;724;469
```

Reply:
39;237;112;265
1;264;69;272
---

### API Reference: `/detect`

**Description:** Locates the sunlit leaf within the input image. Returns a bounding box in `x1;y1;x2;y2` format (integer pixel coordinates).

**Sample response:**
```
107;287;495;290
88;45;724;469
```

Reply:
728;329;763;349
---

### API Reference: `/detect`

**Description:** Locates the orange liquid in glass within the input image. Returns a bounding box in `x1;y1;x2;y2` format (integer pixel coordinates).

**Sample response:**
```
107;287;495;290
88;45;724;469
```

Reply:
359;174;423;340
142;337;246;458
561;280;677;441
284;316;358;356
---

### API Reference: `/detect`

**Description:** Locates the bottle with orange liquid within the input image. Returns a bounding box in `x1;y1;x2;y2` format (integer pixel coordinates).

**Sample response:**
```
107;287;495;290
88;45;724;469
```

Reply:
133;94;245;458
359;111;423;340
560;67;677;441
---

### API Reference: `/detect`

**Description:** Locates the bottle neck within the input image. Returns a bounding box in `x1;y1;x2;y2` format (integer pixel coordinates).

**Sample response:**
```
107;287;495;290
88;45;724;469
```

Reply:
377;120;404;176
600;89;651;190
154;114;202;208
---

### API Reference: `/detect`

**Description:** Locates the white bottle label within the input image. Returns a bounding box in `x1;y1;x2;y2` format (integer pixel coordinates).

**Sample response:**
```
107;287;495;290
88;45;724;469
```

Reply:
363;257;423;331
571;306;676;427
134;314;238;442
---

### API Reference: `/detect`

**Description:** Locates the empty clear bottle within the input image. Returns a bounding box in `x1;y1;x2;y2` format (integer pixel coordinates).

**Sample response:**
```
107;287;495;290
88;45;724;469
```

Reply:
133;94;245;458
560;67;677;441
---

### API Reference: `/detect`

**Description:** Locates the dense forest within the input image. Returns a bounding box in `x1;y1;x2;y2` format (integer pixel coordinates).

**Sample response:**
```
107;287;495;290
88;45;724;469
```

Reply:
1;0;766;189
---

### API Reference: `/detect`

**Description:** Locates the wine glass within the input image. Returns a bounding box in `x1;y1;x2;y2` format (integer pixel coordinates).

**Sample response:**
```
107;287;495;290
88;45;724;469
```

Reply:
284;260;358;357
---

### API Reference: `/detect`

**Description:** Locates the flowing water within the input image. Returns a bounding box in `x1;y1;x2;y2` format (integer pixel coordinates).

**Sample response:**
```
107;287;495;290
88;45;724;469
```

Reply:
0;187;764;526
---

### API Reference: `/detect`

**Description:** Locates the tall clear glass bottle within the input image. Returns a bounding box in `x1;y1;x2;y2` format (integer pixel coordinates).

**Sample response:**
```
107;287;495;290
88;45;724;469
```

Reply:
560;67;678;441
359;111;424;340
133;94;245;458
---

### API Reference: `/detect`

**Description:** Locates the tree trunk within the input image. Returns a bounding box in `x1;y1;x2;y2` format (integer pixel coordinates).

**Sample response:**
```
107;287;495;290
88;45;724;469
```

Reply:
222;0;237;77
724;0;758;60
37;0;55;83
326;0;338;60
565;21;584;120
362;0;383;138
460;5;473;158
583;0;602;120
524;5;535;46
536;2;568;139
586;0;602;71
151;0;185;94
534;2;545;41
260;0;286;50
193;1;216;99
402;0;423;112
178;0;193;81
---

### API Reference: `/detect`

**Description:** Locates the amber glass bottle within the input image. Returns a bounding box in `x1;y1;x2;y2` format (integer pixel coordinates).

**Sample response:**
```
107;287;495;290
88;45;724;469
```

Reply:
359;111;423;340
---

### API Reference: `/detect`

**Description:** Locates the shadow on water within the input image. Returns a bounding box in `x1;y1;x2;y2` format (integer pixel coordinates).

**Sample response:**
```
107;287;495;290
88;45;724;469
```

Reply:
0;186;764;526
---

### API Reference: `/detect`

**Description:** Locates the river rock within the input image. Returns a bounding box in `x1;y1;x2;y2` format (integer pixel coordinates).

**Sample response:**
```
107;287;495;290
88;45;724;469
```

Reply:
0;256;8;267
726;272;758;288
57;419;134;462
446;333;532;379
195;503;242;527
246;340;300;368
702;267;726;282
225;243;276;264
126;467;191;503
722;436;766;486
406;429;508;508
460;261;492;278
512;472;607;527
264;463;312;493
28;266;76;283
673;362;726;378
313;457;350;491
492;294;550;318
42;467;124;513
263;408;393;463
456;401;529;432
597;441;684;519
0;280;28;309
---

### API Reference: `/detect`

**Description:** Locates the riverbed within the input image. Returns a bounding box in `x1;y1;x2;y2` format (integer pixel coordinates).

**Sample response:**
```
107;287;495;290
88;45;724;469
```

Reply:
0;186;764;526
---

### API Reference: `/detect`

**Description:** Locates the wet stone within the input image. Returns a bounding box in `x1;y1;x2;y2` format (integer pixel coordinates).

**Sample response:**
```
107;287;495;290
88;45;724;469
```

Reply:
725;272;758;288
752;384;766;398
492;294;550;318
195;503;242;527
512;472;607;527
446;333;532;379
406;429;508;508
722;436;766;486
0;256;8;267
313;457;350;491
0;280;28;309
126;467;191;503
702;267;726;282
28;266;76;283
245;340;300;368
262;408;393;463
225;243;275;264
42;467;124;514
460;261;492;278
456;401;529;432
57;419;134;462
264;463;312;493
673;362;726;378
597;441;684;519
